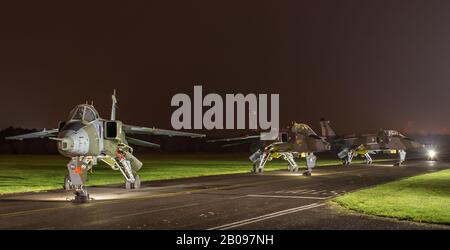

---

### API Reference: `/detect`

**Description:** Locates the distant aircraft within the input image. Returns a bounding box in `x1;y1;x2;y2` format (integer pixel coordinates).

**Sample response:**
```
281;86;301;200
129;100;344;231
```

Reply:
319;118;424;166
209;122;330;176
6;90;205;202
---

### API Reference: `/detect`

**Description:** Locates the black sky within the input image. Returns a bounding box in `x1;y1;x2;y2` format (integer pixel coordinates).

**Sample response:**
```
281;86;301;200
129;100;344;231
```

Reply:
1;0;450;135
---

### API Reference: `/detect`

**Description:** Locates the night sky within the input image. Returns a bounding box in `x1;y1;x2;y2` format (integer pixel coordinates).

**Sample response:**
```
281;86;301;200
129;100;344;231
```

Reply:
1;1;450;136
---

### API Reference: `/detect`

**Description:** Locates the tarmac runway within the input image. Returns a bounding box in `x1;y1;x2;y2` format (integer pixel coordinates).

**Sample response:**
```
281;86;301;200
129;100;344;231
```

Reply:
0;160;449;230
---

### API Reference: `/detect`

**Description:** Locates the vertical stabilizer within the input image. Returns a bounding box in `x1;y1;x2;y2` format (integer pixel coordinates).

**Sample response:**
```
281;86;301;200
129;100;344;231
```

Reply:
111;89;117;120
320;118;336;138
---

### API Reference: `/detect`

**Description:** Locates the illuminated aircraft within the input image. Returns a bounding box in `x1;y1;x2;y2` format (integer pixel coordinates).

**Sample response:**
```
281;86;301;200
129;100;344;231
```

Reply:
6;91;205;202
209;122;330;176
319;119;424;166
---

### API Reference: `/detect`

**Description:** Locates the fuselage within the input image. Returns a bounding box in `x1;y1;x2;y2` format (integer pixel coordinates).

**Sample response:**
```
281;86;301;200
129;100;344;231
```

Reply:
328;130;423;159
265;123;330;154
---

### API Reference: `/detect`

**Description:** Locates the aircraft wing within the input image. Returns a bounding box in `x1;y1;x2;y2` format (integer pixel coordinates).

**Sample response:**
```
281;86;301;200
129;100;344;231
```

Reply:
208;135;261;143
123;124;205;138
342;137;359;144
126;137;160;148
5;129;59;140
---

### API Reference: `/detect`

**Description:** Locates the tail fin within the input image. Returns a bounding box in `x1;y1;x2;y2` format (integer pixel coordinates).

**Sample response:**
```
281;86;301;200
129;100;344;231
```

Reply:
320;118;336;138
111;89;117;120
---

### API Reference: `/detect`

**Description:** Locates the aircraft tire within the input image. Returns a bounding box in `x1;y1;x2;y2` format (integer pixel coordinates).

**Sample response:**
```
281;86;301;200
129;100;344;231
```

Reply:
134;175;141;189
74;193;89;203
252;165;260;173
125;180;132;189
125;175;141;189
73;187;89;203
254;167;263;173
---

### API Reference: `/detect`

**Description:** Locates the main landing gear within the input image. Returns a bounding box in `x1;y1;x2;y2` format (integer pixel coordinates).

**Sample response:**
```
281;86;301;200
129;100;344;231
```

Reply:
342;150;355;166
394;150;406;166
249;150;316;176
363;152;373;165
115;145;141;190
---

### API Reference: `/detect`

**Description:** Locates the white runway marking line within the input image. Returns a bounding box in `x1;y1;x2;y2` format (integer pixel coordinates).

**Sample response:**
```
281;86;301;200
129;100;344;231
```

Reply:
112;203;199;219
275;189;344;196
208;203;325;230
246;194;335;200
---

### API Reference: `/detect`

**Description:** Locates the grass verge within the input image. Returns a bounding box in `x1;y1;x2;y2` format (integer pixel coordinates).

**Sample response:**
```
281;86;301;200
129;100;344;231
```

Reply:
334;168;450;224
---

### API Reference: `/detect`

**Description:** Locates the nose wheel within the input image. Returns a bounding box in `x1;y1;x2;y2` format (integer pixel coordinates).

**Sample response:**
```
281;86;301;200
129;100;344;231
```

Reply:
73;186;90;203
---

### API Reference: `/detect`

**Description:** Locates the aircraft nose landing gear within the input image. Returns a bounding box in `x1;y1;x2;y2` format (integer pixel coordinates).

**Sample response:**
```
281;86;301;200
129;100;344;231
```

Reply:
66;157;92;203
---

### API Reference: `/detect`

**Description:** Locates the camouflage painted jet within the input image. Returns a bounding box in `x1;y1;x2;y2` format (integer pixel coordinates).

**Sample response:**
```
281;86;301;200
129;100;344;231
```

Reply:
319;119;423;166
209;122;330;176
6;90;205;202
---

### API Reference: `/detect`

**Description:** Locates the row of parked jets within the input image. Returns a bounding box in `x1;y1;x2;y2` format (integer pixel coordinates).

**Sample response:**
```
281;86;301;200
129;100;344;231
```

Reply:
6;91;433;202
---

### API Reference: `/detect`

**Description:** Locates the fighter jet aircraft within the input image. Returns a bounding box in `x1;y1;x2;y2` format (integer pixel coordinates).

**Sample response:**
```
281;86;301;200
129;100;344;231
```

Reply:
319;119;423;166
209;122;330;176
6;90;205;202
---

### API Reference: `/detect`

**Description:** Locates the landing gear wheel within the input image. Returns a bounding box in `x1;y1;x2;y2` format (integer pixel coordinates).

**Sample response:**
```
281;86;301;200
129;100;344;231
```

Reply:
73;187;89;203
74;193;90;203
125;175;141;189
302;171;312;176
63;174;73;191
252;165;264;173
288;166;299;172
134;175;141;189
125;180;133;189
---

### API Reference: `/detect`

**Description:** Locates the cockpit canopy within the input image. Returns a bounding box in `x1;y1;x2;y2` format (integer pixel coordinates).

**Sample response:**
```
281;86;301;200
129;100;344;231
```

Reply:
290;122;318;136
68;104;100;122
379;129;405;138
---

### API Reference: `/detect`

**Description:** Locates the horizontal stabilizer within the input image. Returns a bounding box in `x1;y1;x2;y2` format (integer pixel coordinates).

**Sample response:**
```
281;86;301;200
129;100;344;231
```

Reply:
208;135;260;143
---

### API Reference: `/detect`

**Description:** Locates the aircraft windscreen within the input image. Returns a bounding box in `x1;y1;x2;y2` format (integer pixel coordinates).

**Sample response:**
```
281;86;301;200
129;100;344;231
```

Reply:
291;123;317;136
382;130;405;137
69;106;85;120
68;105;99;122
84;107;97;122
